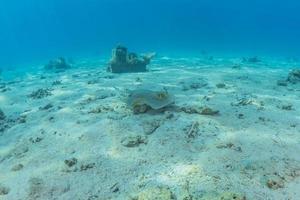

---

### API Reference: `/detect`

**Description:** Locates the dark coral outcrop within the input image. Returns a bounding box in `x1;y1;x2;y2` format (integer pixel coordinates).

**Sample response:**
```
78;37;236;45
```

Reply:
107;45;155;73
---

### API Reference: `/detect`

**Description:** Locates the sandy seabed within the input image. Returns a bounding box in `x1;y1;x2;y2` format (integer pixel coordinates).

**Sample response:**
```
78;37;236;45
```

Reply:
0;57;300;200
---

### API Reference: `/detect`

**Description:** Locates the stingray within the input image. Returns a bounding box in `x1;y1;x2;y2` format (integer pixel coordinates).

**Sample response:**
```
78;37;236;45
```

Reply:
127;89;174;113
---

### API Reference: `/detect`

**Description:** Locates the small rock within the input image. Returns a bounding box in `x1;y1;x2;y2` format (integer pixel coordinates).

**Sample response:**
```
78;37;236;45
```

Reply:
39;103;53;110
200;107;219;115
165;111;174;119
280;104;293;111
216;142;242;152
11;164;24;171
181;106;202;114
181;106;219;116
18;115;27;123
64;158;78;167
182;79;208;91
80;163;95;171
237;113;244;119
88;106;114;114
0;184;10;195
266;179;284;190
121;135;147;147
110;183;120;193
216;83;226;88
29;137;43;143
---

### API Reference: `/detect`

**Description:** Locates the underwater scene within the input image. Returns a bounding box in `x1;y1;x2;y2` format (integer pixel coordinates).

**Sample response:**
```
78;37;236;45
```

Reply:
1;0;300;199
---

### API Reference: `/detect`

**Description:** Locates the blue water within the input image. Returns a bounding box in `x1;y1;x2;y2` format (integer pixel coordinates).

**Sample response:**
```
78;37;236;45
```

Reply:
1;0;300;67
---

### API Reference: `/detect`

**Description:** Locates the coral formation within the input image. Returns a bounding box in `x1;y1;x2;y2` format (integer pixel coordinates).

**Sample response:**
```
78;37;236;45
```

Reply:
127;89;174;114
287;69;300;84
44;57;71;71
107;45;155;73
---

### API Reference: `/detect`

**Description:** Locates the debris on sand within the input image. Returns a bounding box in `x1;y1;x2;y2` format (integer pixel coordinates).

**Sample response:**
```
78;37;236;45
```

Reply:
185;121;200;139
143;120;161;135
121;135;147;147
181;105;219;116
